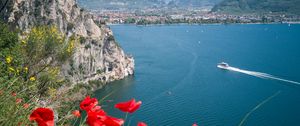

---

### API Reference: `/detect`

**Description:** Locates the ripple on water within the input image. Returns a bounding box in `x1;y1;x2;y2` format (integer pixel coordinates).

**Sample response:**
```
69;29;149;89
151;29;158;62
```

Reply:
100;24;300;125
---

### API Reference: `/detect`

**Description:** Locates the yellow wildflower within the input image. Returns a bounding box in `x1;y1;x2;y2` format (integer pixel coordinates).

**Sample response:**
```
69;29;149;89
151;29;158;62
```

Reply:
50;26;57;33
8;67;15;72
29;76;36;81
57;36;63;43
48;87;57;98
67;40;75;53
49;67;60;76
21;39;27;44
37;30;43;38
24;67;28;73
6;56;12;64
56;79;64;83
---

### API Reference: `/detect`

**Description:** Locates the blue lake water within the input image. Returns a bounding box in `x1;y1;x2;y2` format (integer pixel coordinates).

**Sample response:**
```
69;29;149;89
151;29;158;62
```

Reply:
95;24;300;126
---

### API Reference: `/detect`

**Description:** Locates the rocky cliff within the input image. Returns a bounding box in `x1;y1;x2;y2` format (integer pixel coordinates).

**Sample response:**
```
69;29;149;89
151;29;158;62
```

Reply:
0;0;134;84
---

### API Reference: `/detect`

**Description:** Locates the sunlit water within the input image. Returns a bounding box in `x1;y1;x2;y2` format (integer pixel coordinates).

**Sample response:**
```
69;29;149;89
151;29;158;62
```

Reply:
94;24;300;126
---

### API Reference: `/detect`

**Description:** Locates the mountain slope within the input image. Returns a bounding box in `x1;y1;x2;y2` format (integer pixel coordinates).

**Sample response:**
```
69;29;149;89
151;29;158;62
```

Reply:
168;0;222;7
212;0;300;15
77;0;222;10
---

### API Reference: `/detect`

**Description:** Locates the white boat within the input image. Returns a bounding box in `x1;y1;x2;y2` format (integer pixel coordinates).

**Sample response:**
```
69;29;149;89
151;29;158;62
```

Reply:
217;62;229;69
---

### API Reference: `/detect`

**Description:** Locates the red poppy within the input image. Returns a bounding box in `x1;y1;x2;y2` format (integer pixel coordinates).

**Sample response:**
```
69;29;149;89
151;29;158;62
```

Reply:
137;122;147;126
86;119;104;126
23;103;30;109
192;123;198;126
72;110;81;118
115;99;142;113
29;108;54;126
86;107;124;126
90;106;102;112
102;116;124;126
11;92;17;96
86;109;107;126
16;98;22;104
80;96;98;112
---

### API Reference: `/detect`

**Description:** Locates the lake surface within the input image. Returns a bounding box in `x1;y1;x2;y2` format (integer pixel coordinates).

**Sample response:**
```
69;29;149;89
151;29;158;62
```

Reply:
95;24;300;126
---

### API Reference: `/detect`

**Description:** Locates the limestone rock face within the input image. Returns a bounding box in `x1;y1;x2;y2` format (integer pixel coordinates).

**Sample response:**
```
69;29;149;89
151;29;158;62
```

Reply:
1;0;134;84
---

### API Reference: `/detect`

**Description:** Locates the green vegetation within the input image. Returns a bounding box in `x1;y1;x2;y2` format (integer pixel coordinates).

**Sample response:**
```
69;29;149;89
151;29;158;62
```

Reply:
96;69;104;74
67;22;75;31
0;22;78;125
136;19;152;25
129;17;260;25
107;34;115;41
0;23;18;48
124;18;136;24
85;44;91;49
79;36;86;44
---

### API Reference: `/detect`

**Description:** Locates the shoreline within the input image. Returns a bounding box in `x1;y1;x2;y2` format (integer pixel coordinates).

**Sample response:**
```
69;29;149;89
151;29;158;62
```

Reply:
107;22;300;26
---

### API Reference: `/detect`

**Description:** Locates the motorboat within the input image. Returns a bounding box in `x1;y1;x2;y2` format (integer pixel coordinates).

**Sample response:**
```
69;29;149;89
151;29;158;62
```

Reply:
217;62;229;69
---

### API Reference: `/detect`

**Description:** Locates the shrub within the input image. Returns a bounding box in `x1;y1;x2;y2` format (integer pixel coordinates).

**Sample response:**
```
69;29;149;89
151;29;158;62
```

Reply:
84;44;91;49
107;35;115;41
67;22;75;31
96;69;104;74
0;23;77;124
0;21;18;49
79;36;86;44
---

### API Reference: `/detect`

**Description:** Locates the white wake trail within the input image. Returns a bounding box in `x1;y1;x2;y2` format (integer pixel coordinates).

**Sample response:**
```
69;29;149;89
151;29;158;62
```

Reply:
225;66;300;85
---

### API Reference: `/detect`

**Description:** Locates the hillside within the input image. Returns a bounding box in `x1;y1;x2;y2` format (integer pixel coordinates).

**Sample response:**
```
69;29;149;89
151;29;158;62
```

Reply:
0;0;134;84
77;0;222;10
212;0;300;15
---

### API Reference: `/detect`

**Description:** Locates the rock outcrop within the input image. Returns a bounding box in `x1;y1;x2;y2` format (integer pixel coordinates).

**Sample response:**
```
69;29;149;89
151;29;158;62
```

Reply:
0;0;134;84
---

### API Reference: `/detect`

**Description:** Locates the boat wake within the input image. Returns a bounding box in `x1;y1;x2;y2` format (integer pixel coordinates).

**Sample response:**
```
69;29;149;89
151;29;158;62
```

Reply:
223;66;300;85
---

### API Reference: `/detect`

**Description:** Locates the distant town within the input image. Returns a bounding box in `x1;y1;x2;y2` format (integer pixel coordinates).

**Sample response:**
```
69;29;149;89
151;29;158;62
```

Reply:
89;8;300;25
